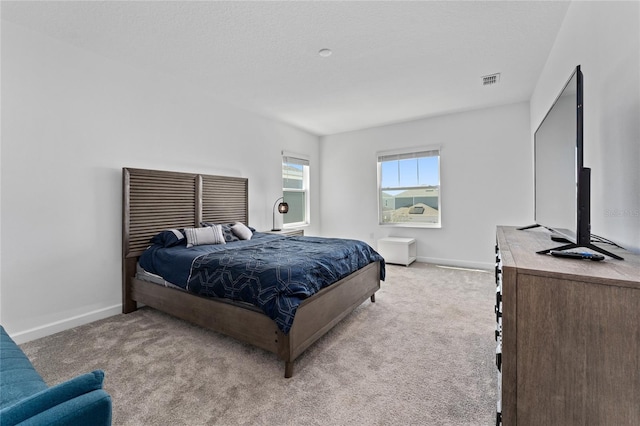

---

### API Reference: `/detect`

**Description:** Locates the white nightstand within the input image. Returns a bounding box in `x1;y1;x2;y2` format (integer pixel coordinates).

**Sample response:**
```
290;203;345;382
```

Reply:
377;237;417;266
264;229;304;236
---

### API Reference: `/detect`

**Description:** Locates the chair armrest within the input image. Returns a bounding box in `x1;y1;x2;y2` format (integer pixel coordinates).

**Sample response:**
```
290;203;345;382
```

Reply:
13;390;111;426
0;371;111;426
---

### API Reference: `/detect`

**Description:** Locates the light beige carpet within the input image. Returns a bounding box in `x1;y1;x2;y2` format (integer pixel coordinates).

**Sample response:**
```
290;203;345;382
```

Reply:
21;263;497;425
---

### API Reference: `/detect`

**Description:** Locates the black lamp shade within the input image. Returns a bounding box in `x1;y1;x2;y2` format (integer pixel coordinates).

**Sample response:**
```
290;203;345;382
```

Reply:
278;202;289;214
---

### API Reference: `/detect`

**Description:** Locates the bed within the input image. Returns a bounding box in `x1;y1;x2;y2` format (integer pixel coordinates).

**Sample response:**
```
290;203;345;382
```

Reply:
122;167;384;377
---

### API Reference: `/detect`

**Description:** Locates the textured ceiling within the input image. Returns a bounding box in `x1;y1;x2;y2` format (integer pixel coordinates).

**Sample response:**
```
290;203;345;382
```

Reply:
2;1;570;135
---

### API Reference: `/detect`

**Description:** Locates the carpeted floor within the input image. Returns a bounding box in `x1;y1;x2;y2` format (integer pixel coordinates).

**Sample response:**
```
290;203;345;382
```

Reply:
21;263;497;425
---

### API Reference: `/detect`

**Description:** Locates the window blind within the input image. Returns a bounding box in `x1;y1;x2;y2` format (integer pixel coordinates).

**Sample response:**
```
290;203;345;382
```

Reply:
378;149;439;162
283;156;309;166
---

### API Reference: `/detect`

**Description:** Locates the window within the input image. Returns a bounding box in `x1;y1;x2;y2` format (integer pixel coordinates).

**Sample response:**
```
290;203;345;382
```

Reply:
282;154;310;226
378;148;441;227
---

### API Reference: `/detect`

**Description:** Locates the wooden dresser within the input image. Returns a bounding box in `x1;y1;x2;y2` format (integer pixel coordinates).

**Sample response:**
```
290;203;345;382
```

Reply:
495;226;640;425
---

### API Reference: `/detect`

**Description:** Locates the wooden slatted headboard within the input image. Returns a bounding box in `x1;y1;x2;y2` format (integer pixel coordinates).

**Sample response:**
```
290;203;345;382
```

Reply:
122;167;248;312
201;174;249;226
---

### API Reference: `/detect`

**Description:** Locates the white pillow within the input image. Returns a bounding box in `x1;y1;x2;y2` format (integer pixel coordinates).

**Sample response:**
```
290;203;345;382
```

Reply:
184;225;225;247
231;222;253;240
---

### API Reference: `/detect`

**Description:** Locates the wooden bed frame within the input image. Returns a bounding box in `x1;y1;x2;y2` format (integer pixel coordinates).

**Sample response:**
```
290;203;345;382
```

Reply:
122;167;381;378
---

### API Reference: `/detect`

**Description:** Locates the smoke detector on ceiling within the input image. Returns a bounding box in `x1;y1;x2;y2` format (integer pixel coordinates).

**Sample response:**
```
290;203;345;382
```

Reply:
482;73;501;86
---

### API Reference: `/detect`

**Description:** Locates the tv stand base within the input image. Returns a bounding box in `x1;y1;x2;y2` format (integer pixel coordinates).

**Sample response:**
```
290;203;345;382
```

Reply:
537;242;624;260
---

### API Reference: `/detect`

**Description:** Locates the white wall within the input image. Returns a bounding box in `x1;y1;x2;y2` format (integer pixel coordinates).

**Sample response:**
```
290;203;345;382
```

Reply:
0;22;320;342
320;102;532;269
530;1;640;253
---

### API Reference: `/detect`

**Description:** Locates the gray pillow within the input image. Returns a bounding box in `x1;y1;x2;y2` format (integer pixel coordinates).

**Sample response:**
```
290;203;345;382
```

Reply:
231;222;253;240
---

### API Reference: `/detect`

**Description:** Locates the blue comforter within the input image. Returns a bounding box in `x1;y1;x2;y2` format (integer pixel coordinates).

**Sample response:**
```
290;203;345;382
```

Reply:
139;233;385;333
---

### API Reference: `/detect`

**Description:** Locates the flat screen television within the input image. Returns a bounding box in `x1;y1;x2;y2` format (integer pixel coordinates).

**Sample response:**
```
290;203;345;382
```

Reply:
528;65;622;259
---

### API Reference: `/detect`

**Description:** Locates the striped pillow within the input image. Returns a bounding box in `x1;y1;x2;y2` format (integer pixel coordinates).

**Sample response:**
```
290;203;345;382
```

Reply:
184;225;225;247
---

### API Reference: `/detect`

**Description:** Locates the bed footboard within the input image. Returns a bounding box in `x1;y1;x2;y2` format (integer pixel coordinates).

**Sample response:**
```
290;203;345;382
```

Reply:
278;261;381;377
127;261;380;378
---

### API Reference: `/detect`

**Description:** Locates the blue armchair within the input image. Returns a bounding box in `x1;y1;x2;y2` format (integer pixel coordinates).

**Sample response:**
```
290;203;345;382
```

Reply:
0;326;112;426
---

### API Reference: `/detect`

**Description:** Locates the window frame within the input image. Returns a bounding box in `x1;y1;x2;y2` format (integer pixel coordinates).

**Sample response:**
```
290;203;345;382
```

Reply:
377;146;442;228
282;153;310;228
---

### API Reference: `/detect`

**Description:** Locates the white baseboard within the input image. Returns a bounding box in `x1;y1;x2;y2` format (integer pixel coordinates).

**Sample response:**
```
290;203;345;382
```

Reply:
10;304;122;345
416;256;493;271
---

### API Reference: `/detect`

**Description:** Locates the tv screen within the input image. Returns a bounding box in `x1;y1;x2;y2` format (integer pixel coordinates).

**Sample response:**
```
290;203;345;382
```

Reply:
531;66;622;260
534;66;582;243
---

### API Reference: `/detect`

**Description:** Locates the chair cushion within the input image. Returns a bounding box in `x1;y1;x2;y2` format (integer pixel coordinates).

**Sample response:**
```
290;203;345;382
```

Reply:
0;371;106;426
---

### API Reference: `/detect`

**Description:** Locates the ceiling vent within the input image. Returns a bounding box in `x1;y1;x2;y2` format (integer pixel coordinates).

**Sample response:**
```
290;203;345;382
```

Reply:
482;73;501;86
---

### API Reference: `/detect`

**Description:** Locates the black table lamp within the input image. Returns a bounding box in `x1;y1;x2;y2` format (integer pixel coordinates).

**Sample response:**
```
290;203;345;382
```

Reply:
272;197;289;231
